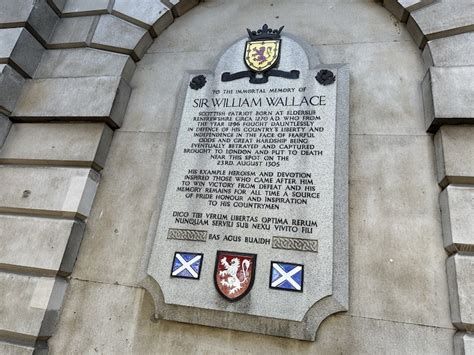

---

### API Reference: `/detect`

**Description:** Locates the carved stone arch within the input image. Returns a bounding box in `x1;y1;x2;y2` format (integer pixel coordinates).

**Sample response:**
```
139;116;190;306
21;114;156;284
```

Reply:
0;0;472;352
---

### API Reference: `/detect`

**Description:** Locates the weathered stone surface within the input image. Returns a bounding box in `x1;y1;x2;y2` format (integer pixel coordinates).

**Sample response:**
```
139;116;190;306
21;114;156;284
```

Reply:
0;272;67;343
34;48;136;82
0;0;36;27
423;32;474;68
0;113;11;148
423;66;474;132
0;0;58;44
112;0;173;37
169;0;199;17
407;1;474;48
0;215;84;276
440;185;474;254
454;332;474;355
62;0;110;16
49;280;455;354
91;15;153;61
0;28;44;77
0;64;25;114
434;126;474;186
349;134;452;328
447;254;474;331
0;341;34;355
48;16;97;48
71;131;166;285
12;76;131;128
0;166;99;220
150;1;410;53
0;123;113;170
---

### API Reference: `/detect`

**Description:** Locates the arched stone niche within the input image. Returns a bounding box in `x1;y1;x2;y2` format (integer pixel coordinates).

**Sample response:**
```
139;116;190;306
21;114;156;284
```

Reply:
0;0;472;353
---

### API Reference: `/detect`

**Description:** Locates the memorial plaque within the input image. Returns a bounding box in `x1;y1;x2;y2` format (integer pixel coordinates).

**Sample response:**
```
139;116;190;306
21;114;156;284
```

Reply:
143;25;349;341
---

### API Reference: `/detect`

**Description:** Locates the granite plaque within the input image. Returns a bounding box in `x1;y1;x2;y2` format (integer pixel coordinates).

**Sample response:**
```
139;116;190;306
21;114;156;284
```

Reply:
143;25;349;341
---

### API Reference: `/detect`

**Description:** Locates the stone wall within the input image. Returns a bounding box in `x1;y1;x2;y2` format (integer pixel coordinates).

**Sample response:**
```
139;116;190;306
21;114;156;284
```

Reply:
0;0;472;353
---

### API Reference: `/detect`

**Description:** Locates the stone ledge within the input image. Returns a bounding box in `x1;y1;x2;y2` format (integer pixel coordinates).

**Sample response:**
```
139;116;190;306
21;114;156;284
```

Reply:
112;0;173;37
0;272;67;344
0;341;34;355
434;126;474;187
0;28;44;78
34;48;136;82
423;66;474;133
90;15;153;61
423;32;474;69
382;0;435;23
0;113;11;148
0;123;113;171
0;215;85;276
12;76;131;129
454;332;474;355
407;1;474;49
0;64;25;115
440;185;474;254
0;166;99;220
447;254;474;331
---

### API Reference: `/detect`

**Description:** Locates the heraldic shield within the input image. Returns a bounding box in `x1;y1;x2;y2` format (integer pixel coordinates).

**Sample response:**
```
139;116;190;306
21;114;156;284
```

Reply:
215;251;256;301
244;40;280;73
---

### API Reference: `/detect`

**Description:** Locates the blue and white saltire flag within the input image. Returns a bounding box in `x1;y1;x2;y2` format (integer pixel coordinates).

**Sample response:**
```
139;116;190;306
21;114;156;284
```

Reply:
270;262;303;291
171;252;203;279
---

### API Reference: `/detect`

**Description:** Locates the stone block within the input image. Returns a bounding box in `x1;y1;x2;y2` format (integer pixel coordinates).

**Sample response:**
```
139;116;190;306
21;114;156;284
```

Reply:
0;215;85;276
112;0;173;37
0;64;25;114
422;67;474;132
447;254;474;331
0;0;58;44
169;0;199;17
0;272;67;344
434;126;474;186
12;76;131;128
0;122;113;170
0;113;11;147
0;341;34;354
91;15;153;61
407;1;474;49
440;185;474;254
0;28;44;78
48;16;97;48
423;32;474;69
0;166;99;220
34;48;136;82
454;332;474;355
62;0;111;16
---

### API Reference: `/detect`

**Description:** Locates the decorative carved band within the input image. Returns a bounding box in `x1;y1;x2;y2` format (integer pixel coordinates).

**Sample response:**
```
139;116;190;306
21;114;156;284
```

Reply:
272;236;318;252
167;228;207;242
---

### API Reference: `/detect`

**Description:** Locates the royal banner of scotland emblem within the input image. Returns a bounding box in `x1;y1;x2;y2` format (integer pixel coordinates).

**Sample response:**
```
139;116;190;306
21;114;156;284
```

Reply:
214;251;256;301
170;252;203;280
270;261;304;292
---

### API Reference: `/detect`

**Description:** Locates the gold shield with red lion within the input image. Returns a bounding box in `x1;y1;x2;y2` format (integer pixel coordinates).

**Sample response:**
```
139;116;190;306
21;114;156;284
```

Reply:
244;40;280;73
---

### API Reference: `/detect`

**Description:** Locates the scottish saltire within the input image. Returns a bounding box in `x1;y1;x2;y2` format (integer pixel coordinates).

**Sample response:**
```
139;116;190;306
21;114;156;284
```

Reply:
270;262;304;292
171;252;203;280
